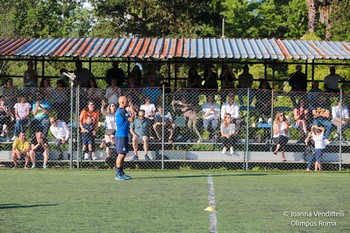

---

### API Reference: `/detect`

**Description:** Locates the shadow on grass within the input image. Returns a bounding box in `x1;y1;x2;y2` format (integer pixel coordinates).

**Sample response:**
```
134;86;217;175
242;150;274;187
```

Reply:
0;203;58;209
136;173;269;180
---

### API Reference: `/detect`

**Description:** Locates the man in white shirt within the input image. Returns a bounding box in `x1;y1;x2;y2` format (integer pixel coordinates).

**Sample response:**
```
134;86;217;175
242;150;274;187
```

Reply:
202;95;220;140
220;93;241;132
49;117;70;160
331;99;349;142
324;66;344;93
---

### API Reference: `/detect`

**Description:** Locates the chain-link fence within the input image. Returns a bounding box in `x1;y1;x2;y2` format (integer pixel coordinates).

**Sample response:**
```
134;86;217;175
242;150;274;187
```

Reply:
1;85;349;171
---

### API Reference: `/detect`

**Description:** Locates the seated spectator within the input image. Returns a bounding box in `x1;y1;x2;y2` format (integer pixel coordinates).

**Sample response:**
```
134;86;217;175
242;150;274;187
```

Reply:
12;96;31;140
141;80;161;105
324;66;344;93
273;112;290;161
79;101;99;160
105;77;121;104
220;113;237;155
311;97;331;145
294;99;308;142
202;95;220;140
100;100;117;159
220;93;241;132
172;97;202;142
127;65;142;88
29;131;49;169
255;79;272;123
331;99;350;144
31;92;51;138
153;105;175;142
140;96;156;121
0;96;12;141
11;132;31;168
143;63;160;87
49;116;70;160
130;110;151;161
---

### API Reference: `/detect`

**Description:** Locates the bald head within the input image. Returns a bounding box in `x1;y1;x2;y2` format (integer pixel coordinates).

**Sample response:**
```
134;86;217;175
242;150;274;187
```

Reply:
118;96;127;108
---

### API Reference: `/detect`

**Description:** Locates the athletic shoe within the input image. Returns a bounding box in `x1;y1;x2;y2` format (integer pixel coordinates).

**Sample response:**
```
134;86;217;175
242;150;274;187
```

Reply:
323;139;330;145
92;156;98;160
342;140;348;145
123;174;132;180
333;133;339;139
115;174;127;181
31;164;36;169
0;132;4;137
84;154;89;160
11;136;18;141
131;155;139;161
222;147;227;154
145;155;150;161
230;147;234;155
43;164;48;169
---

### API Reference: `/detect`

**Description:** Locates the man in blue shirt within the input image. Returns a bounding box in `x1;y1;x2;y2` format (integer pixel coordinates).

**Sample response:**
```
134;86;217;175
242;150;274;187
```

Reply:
31;92;51;138
115;96;135;181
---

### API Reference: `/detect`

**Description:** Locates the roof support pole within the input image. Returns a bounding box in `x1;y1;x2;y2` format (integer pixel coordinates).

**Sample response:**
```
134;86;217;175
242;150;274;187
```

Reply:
41;57;45;78
311;59;315;83
89;57;92;71
127;57;131;77
272;61;275;89
264;60;267;80
174;60;177;89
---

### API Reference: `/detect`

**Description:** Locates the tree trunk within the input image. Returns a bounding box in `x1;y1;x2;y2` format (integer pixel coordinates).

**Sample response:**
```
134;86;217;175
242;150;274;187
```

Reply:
307;0;317;33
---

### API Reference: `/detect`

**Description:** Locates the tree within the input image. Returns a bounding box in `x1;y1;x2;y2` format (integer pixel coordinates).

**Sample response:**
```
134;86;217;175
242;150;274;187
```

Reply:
329;0;350;41
90;0;222;37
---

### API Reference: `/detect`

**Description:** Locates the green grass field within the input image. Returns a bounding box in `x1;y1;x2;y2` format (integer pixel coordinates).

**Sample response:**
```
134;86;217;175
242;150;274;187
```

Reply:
0;169;349;233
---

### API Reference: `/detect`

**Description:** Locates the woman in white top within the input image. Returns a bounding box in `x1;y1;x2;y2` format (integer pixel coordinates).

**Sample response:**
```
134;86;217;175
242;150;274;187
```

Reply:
305;125;325;171
12;96;31;140
273;112;290;161
220;113;237;155
105;77;121;104
100;99;117;159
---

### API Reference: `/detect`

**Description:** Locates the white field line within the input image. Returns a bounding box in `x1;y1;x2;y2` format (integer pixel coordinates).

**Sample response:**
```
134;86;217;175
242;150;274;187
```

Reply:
207;175;217;233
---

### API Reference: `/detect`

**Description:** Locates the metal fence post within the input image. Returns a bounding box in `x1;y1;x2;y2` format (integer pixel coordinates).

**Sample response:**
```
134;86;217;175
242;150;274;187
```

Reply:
161;85;165;170
69;81;74;169
76;88;80;169
339;89;343;171
244;88;250;171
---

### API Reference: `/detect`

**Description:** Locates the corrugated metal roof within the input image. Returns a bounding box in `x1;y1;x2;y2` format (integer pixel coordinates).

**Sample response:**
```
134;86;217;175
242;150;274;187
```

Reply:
0;37;349;60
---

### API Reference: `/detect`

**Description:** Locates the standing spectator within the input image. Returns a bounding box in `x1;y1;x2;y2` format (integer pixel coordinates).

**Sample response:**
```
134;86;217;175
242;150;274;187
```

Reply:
187;66;201;105
51;80;69;123
106;61;125;87
220;64;235;90
143;63;160;87
23;61;38;88
127;65;142;87
311;97;332;145
29;131;49;169
31;92;51;138
11;132;30;168
0;96;12;141
130;110;151;161
74;60;95;88
49;116;70;160
12;96;31;140
255;79;272;122
87;77;103;110
81;115;96;160
307;81;323;108
2;78;18;116
79;100;99;160
273;112;290;161
220;113;237;155
202;95;220;140
153;105;175;143
203;64;218;93
100;100;117;160
331;99;350;144
171;97;202;143
105;77;121;104
305;125;326;171
289;64;307;107
59;68;70;87
220;93;241;132
39;77;52;101
238;65;254;106
294;99;309;142
141;79;161;105
324;66;344;93
114;96;135;181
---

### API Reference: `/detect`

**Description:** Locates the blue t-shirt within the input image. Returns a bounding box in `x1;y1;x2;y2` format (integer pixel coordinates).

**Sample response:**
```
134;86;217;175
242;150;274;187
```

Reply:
115;108;130;137
32;100;51;120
